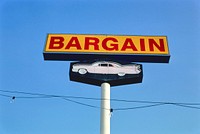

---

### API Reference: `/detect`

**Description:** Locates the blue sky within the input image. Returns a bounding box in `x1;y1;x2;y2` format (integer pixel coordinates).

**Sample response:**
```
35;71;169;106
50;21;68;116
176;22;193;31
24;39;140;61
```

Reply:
0;0;200;134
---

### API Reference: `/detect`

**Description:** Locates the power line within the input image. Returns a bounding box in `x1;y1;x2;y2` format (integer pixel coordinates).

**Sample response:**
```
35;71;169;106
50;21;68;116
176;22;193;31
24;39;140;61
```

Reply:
173;103;200;110
114;103;167;111
0;93;12;98
0;93;169;111
0;89;200;111
0;89;101;100
1;89;200;105
61;97;102;110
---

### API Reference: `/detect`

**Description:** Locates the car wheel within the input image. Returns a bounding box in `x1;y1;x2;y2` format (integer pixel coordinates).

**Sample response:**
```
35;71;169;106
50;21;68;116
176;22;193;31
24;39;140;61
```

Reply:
78;68;87;74
118;72;125;76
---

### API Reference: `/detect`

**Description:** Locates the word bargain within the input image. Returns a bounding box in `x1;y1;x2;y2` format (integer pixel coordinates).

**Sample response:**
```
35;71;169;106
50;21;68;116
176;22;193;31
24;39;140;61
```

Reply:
45;34;169;55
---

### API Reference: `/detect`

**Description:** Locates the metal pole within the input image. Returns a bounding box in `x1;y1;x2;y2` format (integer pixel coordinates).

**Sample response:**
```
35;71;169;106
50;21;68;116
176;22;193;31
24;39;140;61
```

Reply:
100;82;111;134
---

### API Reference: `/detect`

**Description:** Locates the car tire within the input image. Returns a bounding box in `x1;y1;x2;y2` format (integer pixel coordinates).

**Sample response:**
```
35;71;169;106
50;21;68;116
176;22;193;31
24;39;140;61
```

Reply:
78;68;87;74
118;72;125;76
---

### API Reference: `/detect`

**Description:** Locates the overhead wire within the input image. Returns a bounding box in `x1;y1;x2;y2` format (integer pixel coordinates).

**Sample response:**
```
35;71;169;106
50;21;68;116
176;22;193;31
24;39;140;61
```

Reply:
172;103;200;110
113;103;167;111
0;93;12;98
0;89;200;111
1;89;200;105
0;89;101;100
0;92;105;110
61;97;103;110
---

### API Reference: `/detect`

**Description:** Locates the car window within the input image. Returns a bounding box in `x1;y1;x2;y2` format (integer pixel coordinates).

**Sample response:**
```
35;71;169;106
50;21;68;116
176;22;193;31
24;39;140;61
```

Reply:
101;64;108;67
108;64;113;67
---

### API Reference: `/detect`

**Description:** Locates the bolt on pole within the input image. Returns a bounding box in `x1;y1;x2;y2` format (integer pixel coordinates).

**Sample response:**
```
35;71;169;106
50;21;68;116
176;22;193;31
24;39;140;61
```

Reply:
100;82;111;134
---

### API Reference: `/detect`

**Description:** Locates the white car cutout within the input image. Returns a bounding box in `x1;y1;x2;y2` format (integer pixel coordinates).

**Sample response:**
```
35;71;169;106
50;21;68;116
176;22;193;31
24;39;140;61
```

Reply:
72;61;141;76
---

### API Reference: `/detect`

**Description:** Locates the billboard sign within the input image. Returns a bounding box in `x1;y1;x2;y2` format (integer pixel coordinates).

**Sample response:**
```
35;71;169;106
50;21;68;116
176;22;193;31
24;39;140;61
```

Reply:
43;34;170;63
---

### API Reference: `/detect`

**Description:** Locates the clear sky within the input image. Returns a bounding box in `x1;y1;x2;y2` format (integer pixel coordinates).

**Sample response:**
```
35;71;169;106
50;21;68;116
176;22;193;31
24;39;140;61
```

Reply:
0;0;200;134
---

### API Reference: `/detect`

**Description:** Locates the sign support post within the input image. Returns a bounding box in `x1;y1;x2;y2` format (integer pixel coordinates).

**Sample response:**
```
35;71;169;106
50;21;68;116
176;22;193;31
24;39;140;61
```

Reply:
100;82;111;134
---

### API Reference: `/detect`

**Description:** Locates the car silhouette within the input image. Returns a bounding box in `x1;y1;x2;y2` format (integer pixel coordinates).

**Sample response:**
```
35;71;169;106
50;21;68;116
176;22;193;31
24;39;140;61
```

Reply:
72;61;141;76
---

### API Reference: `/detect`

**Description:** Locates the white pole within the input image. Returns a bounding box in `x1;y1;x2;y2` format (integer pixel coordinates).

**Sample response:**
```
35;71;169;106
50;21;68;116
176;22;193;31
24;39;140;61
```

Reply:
100;82;111;134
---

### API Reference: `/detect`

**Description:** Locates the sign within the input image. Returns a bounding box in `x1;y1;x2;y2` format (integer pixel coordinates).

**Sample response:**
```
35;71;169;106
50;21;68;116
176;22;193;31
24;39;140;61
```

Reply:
43;34;170;63
70;61;143;86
